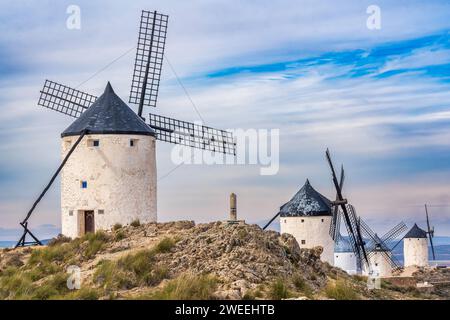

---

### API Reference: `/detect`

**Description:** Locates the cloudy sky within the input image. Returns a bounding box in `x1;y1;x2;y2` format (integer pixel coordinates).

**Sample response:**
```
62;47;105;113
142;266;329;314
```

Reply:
1;0;450;240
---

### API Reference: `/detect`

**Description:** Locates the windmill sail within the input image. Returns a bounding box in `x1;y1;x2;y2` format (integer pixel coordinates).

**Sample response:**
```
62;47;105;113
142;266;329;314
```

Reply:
38;80;97;118
129;10;169;115
425;204;436;260
148;113;236;155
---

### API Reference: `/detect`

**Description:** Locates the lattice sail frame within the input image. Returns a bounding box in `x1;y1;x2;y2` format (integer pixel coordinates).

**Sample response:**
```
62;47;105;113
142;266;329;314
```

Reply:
38;80;98;118
129;10;168;109
149;113;236;155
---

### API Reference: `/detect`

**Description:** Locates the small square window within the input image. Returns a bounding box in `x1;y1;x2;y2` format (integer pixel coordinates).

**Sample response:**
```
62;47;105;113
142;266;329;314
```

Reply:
321;219;324;222
301;219;304;223
81;181;87;189
69;210;73;216
98;210;104;215
130;140;134;147
93;140;100;147
301;240;306;245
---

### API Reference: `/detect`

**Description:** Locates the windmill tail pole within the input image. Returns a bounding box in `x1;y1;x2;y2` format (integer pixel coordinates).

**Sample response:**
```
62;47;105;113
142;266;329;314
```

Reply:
263;212;280;230
15;130;88;248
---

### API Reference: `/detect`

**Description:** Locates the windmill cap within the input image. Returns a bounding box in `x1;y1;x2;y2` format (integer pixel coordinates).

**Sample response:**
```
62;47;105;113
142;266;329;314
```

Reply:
279;179;332;217
61;82;155;138
404;223;428;238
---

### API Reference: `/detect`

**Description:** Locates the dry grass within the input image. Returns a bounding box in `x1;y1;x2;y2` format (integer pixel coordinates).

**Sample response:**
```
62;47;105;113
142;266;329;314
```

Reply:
325;279;360;300
143;273;218;300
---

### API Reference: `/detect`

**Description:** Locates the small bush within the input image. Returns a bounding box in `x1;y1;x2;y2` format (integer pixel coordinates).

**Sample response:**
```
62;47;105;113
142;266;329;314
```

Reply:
325;280;359;300
94;249;169;291
130;219;141;227
292;275;313;297
94;260;133;291
119;250;155;279
32;273;69;300
83;231;110;258
0;272;34;299
154;237;175;253
28;245;72;265
148;274;217;300
113;223;123;231
269;278;291;300
114;230;126;241
27;260;62;281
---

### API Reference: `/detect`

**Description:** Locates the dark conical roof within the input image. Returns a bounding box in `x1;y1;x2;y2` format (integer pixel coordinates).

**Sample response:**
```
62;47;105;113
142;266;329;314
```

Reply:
61;82;155;137
404;224;428;239
279;179;332;217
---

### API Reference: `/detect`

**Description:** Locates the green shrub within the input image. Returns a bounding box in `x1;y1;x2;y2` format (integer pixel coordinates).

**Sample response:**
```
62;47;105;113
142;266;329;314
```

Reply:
0;273;34;299
28;244;73;265
83;231;110;258
27;260;62;281
32;273;69;300
114;230;126;241
130;219;141;227
113;223;123;231
325;280;359;300
155;237;175;253
148;274;217;300
94;249;169;291
94;260;133;291
292;275;313;297
269;278;291;300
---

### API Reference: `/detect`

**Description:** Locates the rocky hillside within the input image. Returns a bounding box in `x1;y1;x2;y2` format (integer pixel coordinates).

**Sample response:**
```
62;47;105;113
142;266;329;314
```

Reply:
0;221;448;300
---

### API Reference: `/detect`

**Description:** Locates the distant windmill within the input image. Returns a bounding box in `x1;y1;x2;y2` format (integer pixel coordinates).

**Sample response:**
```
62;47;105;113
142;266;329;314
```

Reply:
359;219;407;275
16;10;236;247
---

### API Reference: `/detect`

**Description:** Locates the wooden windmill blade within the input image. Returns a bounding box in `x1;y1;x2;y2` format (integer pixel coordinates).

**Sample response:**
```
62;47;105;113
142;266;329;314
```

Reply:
380;221;407;244
129;10;169;116
329;165;345;240
326;149;369;266
38;80;98;118
425;204;436;260
148;113;236;155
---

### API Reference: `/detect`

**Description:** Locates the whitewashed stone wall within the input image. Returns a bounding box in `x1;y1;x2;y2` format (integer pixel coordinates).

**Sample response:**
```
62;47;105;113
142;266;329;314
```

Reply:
334;252;358;274
61;134;157;238
364;251;392;278
280;216;334;265
404;238;428;267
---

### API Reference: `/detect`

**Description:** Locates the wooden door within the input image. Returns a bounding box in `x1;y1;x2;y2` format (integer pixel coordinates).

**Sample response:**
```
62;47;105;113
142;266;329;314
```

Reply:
84;211;95;234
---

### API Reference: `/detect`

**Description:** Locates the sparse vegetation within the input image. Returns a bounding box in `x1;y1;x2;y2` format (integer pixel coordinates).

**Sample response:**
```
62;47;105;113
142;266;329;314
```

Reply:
130;219;141;227
113;223;122;231
269;278;291;299
154;237;175;253
292;274;313;297
114;230;126;241
325;279;360;300
0;221;442;301
144;274;218;300
83;231;110;258
48;234;71;247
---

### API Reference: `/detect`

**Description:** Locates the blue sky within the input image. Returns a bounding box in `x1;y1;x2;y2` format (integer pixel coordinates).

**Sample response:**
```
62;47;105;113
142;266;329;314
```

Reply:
1;0;450;240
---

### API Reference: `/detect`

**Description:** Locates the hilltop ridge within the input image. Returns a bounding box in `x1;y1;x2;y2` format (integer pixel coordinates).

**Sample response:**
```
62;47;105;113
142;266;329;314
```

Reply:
0;221;448;300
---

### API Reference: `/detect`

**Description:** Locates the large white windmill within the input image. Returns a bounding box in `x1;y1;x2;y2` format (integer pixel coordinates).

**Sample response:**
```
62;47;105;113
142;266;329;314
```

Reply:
16;10;236;246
